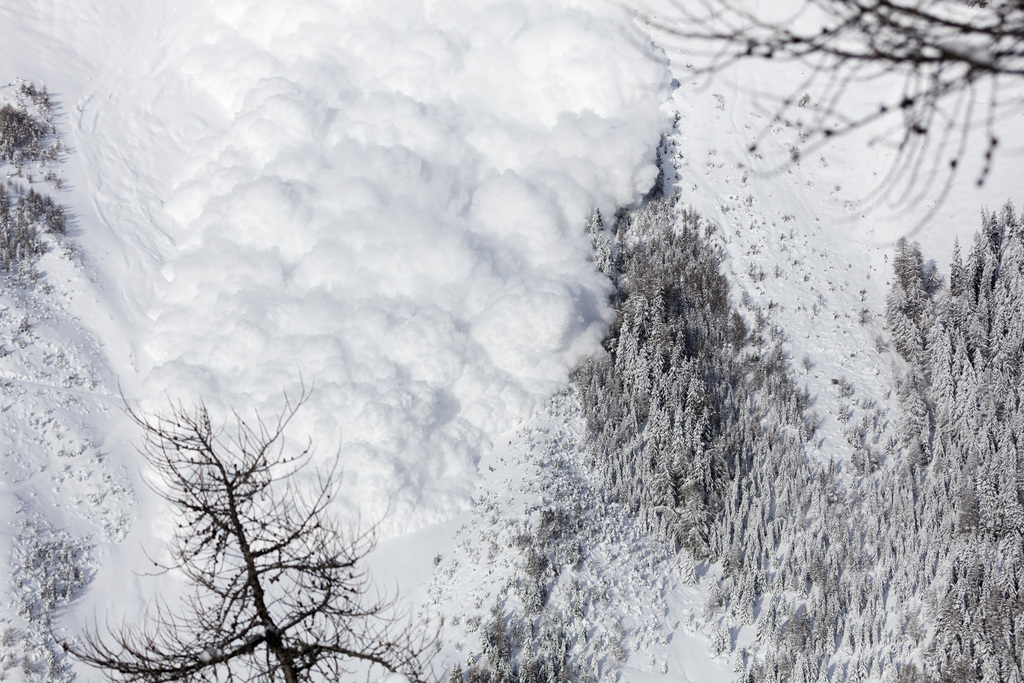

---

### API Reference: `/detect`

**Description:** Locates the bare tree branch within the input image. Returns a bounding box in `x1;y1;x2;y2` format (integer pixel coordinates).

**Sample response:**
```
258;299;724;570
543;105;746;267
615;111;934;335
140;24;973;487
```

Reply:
67;388;435;683
642;0;1024;207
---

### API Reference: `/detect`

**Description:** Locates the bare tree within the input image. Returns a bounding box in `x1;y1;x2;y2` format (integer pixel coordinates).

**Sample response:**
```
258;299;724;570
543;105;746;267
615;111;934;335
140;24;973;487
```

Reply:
643;0;1024;205
70;390;434;683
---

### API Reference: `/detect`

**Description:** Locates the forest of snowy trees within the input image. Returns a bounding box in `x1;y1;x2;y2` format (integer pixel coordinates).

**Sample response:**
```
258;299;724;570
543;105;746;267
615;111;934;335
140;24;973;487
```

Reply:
453;190;1024;683
573;194;884;683
885;209;1024;682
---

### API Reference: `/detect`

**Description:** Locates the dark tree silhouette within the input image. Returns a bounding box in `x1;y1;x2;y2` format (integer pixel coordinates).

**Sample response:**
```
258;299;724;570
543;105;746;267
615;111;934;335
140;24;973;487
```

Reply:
71;390;434;683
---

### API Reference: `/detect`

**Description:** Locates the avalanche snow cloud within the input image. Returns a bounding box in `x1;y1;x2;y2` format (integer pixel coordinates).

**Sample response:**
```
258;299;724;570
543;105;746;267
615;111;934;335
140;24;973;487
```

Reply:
102;0;669;532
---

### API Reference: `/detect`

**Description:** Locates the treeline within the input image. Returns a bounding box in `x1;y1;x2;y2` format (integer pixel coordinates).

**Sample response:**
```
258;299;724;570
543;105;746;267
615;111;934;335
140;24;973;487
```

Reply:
573;198;810;560
0;82;78;683
459;183;1024;681
0;81;57;166
887;206;1024;682
573;195;909;683
571;192;1024;682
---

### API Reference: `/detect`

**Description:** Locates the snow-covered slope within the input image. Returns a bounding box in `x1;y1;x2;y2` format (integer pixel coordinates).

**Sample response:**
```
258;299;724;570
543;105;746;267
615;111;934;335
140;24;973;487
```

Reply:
0;1;670;681
647;0;1024;473
2;0;1023;682
401;2;1024;680
379;390;732;682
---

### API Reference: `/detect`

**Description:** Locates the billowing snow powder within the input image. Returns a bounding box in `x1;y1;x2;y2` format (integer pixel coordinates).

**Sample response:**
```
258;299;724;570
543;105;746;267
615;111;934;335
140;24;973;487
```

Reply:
87;0;669;534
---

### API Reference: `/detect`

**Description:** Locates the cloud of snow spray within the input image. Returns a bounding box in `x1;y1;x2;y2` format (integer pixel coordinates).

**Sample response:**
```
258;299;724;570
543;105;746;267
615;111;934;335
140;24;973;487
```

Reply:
136;0;669;534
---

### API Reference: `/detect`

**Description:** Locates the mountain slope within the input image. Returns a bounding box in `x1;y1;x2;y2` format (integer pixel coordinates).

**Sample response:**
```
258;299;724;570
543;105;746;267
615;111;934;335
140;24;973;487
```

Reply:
1;1;1023;682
